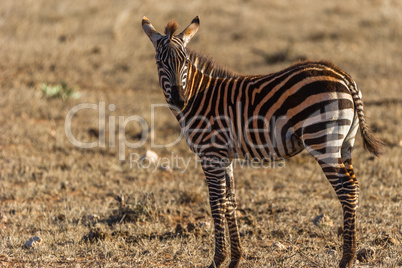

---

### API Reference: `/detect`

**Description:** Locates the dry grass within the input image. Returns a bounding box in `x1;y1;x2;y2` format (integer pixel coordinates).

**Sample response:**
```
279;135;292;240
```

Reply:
0;0;401;267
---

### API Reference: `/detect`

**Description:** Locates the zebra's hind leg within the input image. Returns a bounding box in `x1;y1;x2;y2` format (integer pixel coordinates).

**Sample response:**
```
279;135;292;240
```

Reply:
202;158;228;268
341;153;359;209
341;115;360;208
225;163;242;268
305;145;358;268
320;158;358;268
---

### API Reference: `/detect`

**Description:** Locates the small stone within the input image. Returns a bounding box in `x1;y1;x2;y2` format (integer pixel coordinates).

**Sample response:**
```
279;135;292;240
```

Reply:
141;150;159;164
25;236;41;248
272;241;286;250
356;247;375;262
313;214;333;227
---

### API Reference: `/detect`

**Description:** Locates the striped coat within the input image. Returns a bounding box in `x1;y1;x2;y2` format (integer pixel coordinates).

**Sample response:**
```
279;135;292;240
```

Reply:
142;16;383;268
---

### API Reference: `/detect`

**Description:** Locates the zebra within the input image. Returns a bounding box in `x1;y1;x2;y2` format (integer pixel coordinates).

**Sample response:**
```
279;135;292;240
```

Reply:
142;16;383;268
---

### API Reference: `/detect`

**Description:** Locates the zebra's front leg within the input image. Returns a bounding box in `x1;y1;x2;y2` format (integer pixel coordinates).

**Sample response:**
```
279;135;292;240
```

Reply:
225;163;242;268
202;159;228;268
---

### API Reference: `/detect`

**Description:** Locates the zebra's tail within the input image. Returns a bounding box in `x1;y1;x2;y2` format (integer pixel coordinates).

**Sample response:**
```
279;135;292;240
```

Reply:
351;82;385;157
361;125;384;157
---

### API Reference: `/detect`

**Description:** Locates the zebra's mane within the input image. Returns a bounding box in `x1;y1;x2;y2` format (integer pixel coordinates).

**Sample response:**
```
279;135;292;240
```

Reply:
165;20;179;39
186;49;238;79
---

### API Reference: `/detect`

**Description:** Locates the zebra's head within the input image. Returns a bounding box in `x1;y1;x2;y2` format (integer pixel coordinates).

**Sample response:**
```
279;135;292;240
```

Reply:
142;16;199;110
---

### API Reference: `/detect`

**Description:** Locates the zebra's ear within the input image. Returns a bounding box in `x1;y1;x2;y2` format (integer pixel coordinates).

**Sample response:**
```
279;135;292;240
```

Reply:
177;16;200;47
142;16;162;49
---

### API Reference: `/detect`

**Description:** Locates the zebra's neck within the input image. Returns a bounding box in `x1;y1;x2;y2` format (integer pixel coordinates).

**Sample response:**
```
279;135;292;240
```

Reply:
183;49;239;102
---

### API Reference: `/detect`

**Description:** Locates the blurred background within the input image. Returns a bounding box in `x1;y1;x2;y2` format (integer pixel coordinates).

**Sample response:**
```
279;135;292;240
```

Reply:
0;0;401;266
1;0;401;95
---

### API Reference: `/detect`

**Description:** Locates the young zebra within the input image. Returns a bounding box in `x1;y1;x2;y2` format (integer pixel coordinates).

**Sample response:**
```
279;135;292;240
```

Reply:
142;16;383;268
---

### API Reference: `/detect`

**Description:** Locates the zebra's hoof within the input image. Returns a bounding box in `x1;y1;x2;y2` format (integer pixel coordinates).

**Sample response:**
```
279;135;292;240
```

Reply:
229;259;241;268
339;255;355;268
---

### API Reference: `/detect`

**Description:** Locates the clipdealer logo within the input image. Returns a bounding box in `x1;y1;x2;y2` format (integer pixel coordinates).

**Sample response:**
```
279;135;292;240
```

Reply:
65;99;344;168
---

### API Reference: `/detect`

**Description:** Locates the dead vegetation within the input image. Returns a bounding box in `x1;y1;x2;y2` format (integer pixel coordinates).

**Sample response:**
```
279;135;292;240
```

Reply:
0;0;401;267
